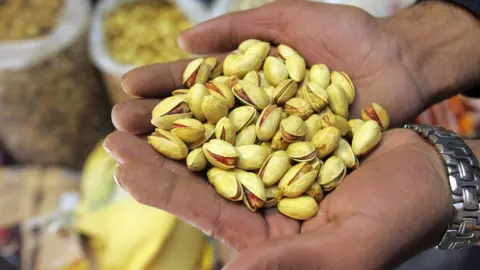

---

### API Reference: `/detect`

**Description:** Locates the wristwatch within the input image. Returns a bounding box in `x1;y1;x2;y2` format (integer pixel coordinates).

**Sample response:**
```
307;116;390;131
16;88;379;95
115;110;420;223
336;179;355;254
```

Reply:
404;124;480;249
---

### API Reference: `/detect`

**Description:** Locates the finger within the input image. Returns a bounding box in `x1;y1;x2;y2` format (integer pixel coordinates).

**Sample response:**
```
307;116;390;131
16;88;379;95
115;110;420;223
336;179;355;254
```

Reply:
112;99;159;134
263;208;300;238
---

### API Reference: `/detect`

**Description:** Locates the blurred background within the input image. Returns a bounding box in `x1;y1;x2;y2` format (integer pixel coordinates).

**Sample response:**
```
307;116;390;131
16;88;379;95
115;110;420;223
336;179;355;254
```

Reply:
0;0;479;269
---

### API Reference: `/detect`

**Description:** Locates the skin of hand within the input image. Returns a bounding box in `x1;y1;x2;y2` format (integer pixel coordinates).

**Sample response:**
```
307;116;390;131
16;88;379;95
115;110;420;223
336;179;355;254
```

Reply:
105;0;480;269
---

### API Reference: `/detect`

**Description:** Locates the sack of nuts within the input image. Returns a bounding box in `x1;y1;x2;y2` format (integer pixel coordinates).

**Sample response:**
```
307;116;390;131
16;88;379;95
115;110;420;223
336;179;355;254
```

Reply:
0;0;112;169
147;40;390;221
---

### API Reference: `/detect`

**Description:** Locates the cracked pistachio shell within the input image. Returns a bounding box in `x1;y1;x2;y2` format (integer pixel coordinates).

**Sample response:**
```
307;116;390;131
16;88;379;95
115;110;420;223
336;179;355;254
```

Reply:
244;71;262;86
333;138;359;169
263;56;289;87
215;117;236;144
186;148;207;172
331;71;355;105
223;53;262;78
207;168;243;201
318;156;346;191
258;71;270;88
171;118;205;143
236;145;268;171
300;69;310;89
301;82;329;112
264;86;276;104
278;196;319;220
258;150;291;187
172;89;189;96
279;162;318;197
311;126;341;159
317;107;333;119
188;123;215;149
243;40;270;62
286;141;317;162
277;44;299;61
326;84;349;119
187;84;209;121
352;120;382;156
205;57;223;79
260;142;274;156
202;139;239;170
347;119;365;140
183;58;210;88
232;80;270;110
271;130;291;150
284;97;313;120
320;113;349;136
264;186;283;208
151;95;192;130
148;129;188;160
212;76;229;84
238;39;263;53
235;169;267;212
202;95;228;124
280;115;306;142
306;182;324;202
235;125;257;146
310;64;330;88
205;81;235;109
256;105;283;141
273;79;298;104
361;102;390;130
286;54;306;82
308;157;323;171
228;106;257;132
304;114;323;142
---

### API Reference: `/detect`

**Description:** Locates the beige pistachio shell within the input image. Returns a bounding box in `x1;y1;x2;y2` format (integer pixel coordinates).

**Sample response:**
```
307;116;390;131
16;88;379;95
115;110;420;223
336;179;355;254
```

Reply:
207;168;243;201
223;53;262;78
311;126;341;159
280;115;306;142
304;114;323;142
235;125;257;146
263;86;276;104
238;39;263;53
284;97;313;120
186;148;207;172
236;145;268;171
278;196;319;220
273;79;298;104
260;141;274;156
352;120;382;156
202;139;239;170
187;84;209;121
258;71;270;88
256;105;283;141
318;156;346;191
301;82;329;112
306;182;324;202
309;64;330;88
243;41;270;63
205;81;235;109
187;123;215;149
308;157;323;171
299;69;310;89
205;57;223;79
212;76;229;84
320;113;349;136
258;150;291;187
235;169;267;212
244;71;262;86
172;89;189;96
326;84;349;119
361;102;390;130
332;138;359;169
183;58;209;88
347;119;365;140
202;95;228;124
215;117;236;144
232;80;270;110
151;95;192;130
271;130;291;150
263;56;289;87
228;106;257;132
317;107;333;119
277;44;299;61
264;186;283;208
286;141;317;162
286;54;306;82
171;118;205;143
331;71;355;105
279;162;318;197
148;129;188;160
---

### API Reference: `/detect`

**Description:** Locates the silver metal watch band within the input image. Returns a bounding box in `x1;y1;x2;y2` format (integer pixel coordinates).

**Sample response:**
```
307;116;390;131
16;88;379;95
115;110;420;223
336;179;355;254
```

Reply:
405;124;480;249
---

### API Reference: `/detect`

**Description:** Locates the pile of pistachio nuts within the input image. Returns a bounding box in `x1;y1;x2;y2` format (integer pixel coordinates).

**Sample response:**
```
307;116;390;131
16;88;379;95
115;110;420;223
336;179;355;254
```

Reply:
148;39;390;221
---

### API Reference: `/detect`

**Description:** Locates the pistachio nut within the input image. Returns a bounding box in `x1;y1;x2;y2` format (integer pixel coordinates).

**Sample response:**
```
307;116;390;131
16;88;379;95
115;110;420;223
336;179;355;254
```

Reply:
352;120;382;156
278;196;319;221
205;81;235;109
260;141;274;156
228;106;257;132
171;118;205;143
263;56;289;87
238;39;263;53
183;58;209;88
235;169;267;212
273;79;298;104
236;145;268;171
306;182;324;202
309;64;330;88
286;54;306;82
258;71;270;88
311;126;341;159
187;84;209;121
300;82;329;112
318;156;346;191
304;114;322;141
284;97;313;120
186;148;207;172
172;89;189;96
320;113;349;136
280;115;306;142
331;71;355;105
244;71;262;86
215;117;236;144
151;95;192;130
361;102;390;130
188;123;215;149
286;141;317;162
264;186;283;208
347;119;365;140
244;41;271;63
223;53;262;78
235;125;258;146
207;168;243;201
332;138;359;169
326;84;349;119
258;150;291;187
256;105;283;141
308;157;323;171
201;95;228;124
317;107;333;119
279;162;318;197
202;139;239;170
277;44;299;61
232;80;270;110
148;129;188;160
204;57;223;79
271;130;291;150
264;86;276;104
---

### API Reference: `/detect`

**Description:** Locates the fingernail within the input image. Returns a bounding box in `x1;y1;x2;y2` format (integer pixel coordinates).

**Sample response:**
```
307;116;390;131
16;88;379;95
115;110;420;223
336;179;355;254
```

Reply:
114;164;125;190
177;35;188;52
120;74;130;94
